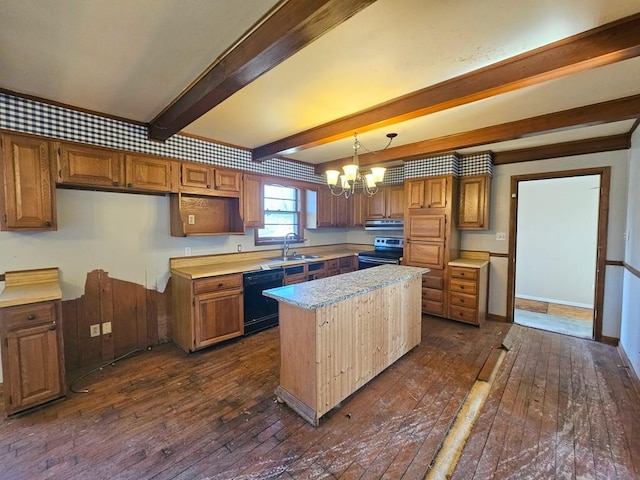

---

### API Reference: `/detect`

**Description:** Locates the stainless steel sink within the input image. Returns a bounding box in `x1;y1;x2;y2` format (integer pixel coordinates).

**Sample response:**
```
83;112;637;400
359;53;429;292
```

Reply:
268;254;322;262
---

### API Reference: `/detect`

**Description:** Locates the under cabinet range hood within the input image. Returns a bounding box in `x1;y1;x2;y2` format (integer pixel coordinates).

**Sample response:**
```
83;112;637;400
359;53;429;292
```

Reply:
364;219;404;231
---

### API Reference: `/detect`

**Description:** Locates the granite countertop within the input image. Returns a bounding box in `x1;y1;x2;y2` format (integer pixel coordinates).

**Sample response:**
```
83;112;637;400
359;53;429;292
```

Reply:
0;268;62;308
448;258;489;268
263;264;429;310
171;249;366;279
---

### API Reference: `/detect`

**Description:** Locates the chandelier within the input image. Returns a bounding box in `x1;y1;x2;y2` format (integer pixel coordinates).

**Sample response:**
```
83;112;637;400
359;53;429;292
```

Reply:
325;132;397;198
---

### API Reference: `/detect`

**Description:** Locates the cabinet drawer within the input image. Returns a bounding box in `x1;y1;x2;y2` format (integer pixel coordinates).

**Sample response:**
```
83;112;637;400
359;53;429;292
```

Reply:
338;256;354;268
449;305;478;324
422;272;444;289
450;291;476;308
422;299;444;316
193;274;242;294
1;302;56;331
423;287;443;302
325;259;339;270
450;278;477;295
450;267;478;280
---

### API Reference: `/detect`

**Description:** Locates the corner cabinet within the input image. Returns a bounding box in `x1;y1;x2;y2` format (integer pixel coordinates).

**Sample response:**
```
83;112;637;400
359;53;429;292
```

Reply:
171;273;244;353
0;300;66;416
0;133;57;231
458;174;491;230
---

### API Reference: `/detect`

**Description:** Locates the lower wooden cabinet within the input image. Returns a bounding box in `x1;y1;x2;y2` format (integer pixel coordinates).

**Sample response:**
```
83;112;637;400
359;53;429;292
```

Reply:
447;262;489;326
421;270;445;316
172;273;244;352
0;300;66;416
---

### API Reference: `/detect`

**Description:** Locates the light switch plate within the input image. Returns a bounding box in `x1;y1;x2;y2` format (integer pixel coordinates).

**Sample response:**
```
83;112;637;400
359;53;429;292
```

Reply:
102;321;112;335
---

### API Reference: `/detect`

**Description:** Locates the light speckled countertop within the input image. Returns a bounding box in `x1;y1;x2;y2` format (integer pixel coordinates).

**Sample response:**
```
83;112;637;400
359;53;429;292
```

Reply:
263;264;429;310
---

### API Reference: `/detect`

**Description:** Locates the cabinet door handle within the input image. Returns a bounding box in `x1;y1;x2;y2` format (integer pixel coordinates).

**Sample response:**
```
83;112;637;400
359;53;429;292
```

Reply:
127;183;133;188
207;185;211;189
44;222;52;227
27;314;36;320
49;322;57;330
218;282;224;288
214;185;220;190
113;181;119;186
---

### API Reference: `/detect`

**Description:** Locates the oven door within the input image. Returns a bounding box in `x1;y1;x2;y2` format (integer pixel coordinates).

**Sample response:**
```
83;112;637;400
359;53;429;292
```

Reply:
358;255;400;270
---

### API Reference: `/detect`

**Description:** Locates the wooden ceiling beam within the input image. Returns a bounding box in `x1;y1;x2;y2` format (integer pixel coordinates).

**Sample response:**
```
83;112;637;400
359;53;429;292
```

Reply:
258;12;640;162
148;0;377;142
492;134;631;165
315;94;640;173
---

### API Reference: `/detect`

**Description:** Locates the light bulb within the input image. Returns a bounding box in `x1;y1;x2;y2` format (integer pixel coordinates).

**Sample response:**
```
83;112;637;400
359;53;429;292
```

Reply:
325;170;340;187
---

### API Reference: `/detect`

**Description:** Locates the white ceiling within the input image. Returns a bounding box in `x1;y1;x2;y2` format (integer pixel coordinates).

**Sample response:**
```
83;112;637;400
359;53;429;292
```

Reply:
1;0;639;166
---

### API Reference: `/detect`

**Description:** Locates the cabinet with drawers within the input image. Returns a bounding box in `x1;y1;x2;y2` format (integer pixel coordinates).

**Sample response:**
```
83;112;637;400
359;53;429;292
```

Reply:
447;261;489;326
0;300;66;415
171;273;244;352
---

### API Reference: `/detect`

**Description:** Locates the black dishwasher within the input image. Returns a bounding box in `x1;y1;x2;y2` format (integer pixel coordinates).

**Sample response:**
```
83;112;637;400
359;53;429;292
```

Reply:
243;268;284;335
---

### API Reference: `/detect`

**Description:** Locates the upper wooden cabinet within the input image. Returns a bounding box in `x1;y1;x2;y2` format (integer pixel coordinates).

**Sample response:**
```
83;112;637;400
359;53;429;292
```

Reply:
242;174;264;228
406;176;448;211
56;143;179;194
0;133;56;231
56;142;123;188
458;174;491;230
124;154;179;193
366;184;404;219
180;163;241;197
315;187;364;228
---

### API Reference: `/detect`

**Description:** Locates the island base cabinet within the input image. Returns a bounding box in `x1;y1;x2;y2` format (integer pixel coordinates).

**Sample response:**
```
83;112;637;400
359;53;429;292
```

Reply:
276;276;422;426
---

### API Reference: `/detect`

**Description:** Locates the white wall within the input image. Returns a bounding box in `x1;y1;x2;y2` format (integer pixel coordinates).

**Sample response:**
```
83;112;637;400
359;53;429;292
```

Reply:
515;175;600;307
0;188;352;383
461;149;629;339
620;127;640;377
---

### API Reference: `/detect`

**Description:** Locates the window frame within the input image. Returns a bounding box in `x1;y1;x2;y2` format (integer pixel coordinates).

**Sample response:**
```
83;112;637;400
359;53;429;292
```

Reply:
254;182;305;246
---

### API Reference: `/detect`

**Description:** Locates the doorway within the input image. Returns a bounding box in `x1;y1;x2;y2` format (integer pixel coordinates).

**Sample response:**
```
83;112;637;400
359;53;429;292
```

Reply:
507;167;610;341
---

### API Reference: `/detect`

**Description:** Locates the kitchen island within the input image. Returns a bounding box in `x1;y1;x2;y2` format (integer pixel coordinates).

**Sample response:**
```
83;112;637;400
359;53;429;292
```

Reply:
264;264;428;426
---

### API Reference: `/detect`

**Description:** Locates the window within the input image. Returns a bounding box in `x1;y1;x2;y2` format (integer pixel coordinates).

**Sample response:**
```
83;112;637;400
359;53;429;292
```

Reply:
255;184;302;244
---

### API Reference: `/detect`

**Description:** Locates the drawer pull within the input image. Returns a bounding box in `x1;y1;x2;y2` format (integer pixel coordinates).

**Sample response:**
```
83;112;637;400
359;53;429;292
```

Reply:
218;282;224;288
49;322;57;331
27;314;36;320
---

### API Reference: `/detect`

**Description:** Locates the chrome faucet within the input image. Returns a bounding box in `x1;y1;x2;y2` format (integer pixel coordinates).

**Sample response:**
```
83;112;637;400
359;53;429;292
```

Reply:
282;232;298;259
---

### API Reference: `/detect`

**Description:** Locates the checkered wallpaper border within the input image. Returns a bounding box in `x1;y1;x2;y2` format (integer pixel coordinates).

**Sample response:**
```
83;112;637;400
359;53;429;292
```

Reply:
403;155;460;179
0;93;489;184
460;153;493;176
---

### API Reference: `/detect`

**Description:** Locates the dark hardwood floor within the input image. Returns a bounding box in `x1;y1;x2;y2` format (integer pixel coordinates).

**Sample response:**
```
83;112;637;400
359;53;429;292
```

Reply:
0;316;638;479
453;324;640;480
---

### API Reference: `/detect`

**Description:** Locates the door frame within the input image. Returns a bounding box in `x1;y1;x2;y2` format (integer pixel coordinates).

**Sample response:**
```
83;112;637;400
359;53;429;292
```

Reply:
506;166;610;342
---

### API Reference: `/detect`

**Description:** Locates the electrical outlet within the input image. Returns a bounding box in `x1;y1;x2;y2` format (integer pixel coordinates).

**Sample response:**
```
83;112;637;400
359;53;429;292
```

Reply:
496;232;506;241
90;324;100;337
185;247;192;256
237;244;242;252
102;321;112;335
188;214;195;225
